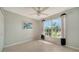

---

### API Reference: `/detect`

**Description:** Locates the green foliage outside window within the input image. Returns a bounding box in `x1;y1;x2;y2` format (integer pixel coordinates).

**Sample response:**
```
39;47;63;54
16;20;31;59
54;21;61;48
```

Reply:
44;18;61;38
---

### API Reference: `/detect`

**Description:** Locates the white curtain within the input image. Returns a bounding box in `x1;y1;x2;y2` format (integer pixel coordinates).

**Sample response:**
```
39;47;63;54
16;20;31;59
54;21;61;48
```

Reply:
60;14;66;38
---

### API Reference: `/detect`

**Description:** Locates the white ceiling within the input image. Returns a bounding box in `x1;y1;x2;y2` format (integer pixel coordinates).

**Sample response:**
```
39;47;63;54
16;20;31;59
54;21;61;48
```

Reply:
3;7;73;20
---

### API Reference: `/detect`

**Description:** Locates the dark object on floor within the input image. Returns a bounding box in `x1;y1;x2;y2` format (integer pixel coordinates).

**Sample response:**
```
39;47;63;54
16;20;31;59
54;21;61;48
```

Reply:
61;38;66;46
41;34;45;40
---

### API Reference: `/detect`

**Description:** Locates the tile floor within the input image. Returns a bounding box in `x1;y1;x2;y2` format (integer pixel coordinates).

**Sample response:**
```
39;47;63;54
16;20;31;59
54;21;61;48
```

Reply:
3;40;79;52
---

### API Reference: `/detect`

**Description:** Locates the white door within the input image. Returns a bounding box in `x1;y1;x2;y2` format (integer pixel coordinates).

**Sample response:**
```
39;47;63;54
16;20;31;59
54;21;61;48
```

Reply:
0;9;4;52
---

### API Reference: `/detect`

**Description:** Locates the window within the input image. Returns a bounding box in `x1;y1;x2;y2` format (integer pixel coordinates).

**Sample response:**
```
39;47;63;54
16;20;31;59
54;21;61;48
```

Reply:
43;17;62;38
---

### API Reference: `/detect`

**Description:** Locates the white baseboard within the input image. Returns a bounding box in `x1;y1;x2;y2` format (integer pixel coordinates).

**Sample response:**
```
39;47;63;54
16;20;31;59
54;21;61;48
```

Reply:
66;45;79;51
4;39;33;48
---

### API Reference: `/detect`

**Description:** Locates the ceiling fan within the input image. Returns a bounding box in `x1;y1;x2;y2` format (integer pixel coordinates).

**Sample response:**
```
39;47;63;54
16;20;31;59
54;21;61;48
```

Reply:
30;7;49;16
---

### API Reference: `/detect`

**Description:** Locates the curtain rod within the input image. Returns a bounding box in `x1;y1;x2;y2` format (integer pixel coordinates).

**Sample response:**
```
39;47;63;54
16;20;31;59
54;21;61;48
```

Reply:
60;13;66;16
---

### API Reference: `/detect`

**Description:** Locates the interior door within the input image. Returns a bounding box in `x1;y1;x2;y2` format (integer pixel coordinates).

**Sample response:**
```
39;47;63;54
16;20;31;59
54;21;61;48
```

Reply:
0;9;4;52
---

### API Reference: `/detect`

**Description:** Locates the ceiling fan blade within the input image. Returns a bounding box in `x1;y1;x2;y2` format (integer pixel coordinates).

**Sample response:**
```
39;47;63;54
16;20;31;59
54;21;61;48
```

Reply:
41;7;49;12
29;13;48;16
41;13;49;15
32;7;38;12
29;13;37;15
32;7;49;12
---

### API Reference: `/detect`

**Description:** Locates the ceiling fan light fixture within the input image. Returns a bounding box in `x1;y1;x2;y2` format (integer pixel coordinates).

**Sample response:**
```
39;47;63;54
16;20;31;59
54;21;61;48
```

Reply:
32;7;49;16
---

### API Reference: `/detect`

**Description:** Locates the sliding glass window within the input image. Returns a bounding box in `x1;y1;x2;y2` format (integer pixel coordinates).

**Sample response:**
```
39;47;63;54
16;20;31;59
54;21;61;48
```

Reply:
43;17;62;39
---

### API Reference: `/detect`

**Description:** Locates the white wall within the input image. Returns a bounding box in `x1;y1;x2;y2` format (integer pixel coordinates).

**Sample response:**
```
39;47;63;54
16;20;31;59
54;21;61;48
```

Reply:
44;8;79;48
66;8;79;49
33;20;43;40
4;10;42;47
0;9;4;51
3;8;79;50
